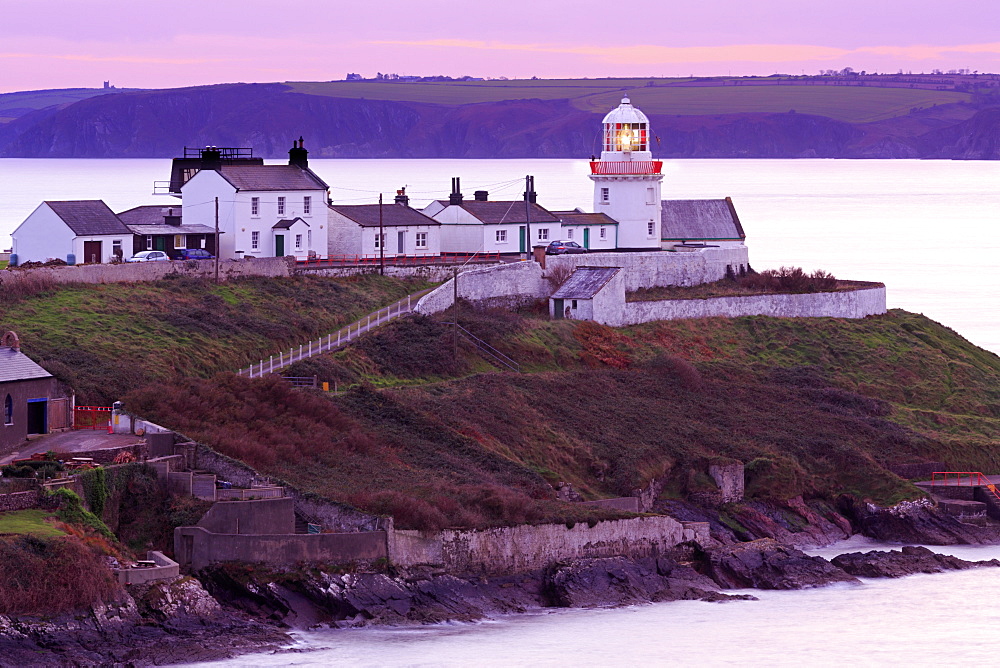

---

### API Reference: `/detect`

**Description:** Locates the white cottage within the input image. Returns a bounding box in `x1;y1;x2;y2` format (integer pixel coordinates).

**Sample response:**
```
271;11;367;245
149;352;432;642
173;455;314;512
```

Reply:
11;200;133;265
550;210;619;251
180;140;329;259
328;198;441;258
423;182;562;255
548;267;624;321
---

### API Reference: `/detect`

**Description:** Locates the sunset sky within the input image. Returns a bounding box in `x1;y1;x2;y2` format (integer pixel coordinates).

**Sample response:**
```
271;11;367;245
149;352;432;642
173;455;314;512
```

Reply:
2;0;999;92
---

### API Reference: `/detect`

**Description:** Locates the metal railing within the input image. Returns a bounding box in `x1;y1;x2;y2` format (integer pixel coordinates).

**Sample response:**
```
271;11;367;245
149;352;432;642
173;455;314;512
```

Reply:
589;160;663;175
931;472;1000;501
294;251;502;267
216;486;284;501
73;406;112;431
443;322;520;372
237;289;431;378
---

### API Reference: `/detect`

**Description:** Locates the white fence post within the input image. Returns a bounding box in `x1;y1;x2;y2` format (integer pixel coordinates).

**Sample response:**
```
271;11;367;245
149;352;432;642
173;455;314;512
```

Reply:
269;355;273;373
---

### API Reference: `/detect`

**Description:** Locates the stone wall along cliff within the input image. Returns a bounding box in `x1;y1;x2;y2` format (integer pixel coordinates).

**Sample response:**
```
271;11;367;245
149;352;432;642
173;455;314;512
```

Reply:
0;257;290;288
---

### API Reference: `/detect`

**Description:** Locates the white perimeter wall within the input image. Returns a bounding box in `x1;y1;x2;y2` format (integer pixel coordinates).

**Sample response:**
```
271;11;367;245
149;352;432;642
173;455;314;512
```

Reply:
547;247;750;292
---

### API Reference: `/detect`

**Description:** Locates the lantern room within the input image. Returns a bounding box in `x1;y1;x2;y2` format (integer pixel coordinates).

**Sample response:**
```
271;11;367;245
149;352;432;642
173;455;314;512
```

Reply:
601;97;649;154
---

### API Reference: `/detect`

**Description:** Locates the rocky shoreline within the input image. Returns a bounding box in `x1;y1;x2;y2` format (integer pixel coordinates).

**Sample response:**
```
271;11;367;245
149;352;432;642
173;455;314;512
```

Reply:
8;497;1000;666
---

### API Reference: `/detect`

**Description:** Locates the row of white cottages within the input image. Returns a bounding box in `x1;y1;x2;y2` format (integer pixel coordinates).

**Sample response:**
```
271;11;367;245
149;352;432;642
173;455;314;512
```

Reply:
12;126;746;264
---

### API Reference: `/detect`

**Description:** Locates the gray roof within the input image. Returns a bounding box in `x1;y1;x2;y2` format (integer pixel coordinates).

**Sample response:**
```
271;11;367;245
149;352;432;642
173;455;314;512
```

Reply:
660;199;746;241
436;201;560;224
551;211;619;226
0;347;53;383
117;205;181;226
272;217;309;230
551;267;621;299
45;201;131;236
217;165;328;191
330;204;442;228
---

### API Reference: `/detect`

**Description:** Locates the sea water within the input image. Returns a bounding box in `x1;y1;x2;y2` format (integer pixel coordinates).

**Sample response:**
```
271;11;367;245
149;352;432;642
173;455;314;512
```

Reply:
189;540;1000;667
2;158;997;353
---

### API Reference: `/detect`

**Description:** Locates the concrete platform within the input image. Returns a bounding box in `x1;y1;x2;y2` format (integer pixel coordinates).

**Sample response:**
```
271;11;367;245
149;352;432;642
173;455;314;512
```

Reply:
0;431;144;466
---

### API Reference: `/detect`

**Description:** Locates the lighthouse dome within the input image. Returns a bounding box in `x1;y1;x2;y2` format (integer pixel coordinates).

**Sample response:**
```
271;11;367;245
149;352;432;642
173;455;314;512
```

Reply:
602;96;649;126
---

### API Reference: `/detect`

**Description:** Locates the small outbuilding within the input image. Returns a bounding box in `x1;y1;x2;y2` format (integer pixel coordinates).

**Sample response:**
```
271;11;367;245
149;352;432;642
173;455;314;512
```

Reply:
11;200;133;264
117;205;218;257
0;332;71;454
549;267;624;322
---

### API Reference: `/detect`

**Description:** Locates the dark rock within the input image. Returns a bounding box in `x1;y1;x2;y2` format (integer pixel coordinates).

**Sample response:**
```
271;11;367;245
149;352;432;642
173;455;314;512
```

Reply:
838;497;1000;545
702;538;858;590
832;545;1000;578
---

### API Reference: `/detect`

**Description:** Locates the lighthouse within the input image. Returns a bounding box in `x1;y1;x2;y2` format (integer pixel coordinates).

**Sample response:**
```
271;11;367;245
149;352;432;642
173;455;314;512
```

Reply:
589;97;663;250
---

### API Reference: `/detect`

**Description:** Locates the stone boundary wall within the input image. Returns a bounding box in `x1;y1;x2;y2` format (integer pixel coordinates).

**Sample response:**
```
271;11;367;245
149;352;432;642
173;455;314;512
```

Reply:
175;526;387;571
0;257;290;287
0;489;41;512
609;285;887;327
547;247;750;292
297;263;500;282
116;551;180;586
390;515;686;575
415;261;548;315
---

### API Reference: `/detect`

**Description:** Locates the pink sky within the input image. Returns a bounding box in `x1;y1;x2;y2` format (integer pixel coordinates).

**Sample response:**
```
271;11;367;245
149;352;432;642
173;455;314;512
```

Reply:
2;0;999;92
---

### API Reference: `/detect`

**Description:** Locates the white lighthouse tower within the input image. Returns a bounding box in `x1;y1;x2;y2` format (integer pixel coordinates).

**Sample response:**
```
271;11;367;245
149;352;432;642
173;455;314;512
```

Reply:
589;97;663;250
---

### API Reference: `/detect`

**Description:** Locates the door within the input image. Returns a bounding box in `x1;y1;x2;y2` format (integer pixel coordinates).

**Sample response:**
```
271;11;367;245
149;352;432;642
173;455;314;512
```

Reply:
583;228;590;249
275;234;285;257
397;231;405;256
26;399;47;435
83;241;102;264
154;236;167;252
553;299;564;319
519;226;526;253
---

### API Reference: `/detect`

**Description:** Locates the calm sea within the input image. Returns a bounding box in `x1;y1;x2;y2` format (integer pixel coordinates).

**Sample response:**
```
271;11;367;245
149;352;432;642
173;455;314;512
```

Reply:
2;158;997;354
3;159;999;663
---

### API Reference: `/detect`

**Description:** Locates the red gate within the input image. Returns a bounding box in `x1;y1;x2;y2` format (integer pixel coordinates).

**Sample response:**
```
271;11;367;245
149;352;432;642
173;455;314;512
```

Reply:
73;406;112;431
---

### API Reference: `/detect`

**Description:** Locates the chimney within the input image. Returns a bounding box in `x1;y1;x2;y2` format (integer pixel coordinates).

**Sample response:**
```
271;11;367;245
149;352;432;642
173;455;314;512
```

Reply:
1;331;19;352
200;146;222;171
288;136;309;169
394;187;409;206
474;190;488;201
523;175;537;203
162;207;181;226
449;177;464;205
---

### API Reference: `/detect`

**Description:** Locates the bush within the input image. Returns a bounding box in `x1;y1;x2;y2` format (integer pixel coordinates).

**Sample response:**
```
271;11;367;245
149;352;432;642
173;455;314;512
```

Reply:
738;267;838;294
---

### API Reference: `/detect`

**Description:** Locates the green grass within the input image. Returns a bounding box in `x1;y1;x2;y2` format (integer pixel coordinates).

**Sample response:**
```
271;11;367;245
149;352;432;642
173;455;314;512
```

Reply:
286;78;971;123
0;510;65;538
0;261;8;270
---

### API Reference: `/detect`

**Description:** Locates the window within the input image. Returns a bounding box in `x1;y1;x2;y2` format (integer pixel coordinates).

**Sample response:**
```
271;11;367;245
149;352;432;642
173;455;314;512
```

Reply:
571;300;578;309
567;229;574;239
295;234;303;250
251;197;260;216
538;228;549;241
415;232;427;248
646;187;656;205
174;234;185;249
145;236;153;250
600;188;609;204
647;221;656;237
496;229;507;243
374;233;385;249
303;196;311;215
277;196;286;215
251;231;260;250
3;395;11;426
600;227;607;239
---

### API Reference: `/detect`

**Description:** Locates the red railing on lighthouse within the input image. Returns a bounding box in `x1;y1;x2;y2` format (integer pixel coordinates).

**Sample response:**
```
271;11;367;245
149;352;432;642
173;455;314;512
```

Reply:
590;160;663;175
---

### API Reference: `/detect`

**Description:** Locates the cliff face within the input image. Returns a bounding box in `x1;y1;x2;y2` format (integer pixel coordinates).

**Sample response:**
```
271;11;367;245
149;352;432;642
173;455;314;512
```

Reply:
0;83;996;158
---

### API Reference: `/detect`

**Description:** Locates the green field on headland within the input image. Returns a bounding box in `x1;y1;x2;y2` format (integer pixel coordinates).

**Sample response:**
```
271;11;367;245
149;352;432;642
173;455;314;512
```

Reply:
4;275;999;531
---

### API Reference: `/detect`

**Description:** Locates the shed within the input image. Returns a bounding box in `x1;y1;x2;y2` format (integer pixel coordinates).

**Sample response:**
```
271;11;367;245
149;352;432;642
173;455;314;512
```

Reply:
11;200;133;264
0;332;71;454
549;267;623;322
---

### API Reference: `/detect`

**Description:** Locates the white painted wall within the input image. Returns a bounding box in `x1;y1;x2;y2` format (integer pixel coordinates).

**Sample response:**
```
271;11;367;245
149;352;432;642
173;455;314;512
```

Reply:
560;225;617;250
547;247;751;292
72;234;131;264
590;174;663;249
11;203;76;263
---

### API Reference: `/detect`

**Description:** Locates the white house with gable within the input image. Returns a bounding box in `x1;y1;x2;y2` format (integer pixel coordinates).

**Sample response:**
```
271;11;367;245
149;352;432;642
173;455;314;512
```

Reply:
180;140;329;259
328;193;442;257
11;200;133;265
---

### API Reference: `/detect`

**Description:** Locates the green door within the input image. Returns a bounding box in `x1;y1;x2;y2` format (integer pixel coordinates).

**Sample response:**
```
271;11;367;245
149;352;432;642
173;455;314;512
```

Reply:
275;235;285;257
583;228;590;249
154;237;167;251
553;299;564;319
519;226;526;253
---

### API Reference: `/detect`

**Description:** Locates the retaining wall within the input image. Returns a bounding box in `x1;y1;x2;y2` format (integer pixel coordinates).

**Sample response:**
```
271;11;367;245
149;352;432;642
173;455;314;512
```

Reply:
196;497;295;535
175;526;387;571
0;257;290;287
607;285;887;327
547;247;750;292
415;261;548;314
390;515;685;575
116;551;180;586
0;489;41;513
297;263;499;282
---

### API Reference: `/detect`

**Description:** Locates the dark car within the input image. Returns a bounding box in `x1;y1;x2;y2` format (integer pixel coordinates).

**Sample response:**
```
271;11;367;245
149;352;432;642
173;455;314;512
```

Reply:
545;240;588;255
172;248;215;260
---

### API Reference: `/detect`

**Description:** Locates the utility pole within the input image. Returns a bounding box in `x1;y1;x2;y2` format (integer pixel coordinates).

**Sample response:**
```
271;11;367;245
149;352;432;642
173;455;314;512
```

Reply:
378;193;385;276
453;266;458;360
524;175;532;261
214;196;220;284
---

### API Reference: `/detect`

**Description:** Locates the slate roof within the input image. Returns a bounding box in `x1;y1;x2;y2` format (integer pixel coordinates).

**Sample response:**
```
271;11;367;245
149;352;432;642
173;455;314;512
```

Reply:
45;201;131;236
0;347;53;383
551;211;620;226
550;267;621;300
117;205;217;235
216;165;328;191
435;201;560;224
660;199;746;241
272;217;309;230
330;204;442;228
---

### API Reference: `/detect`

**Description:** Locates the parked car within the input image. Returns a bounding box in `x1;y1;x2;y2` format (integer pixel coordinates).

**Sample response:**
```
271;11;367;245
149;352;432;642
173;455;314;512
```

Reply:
545;240;588;255
126;250;170;262
172;248;215;260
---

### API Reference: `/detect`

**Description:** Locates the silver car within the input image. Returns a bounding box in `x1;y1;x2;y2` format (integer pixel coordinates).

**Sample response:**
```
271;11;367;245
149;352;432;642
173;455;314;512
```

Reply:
127;250;171;262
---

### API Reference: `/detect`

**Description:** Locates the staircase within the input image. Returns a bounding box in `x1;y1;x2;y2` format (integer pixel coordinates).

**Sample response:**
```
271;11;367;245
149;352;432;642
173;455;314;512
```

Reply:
442;322;520;372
